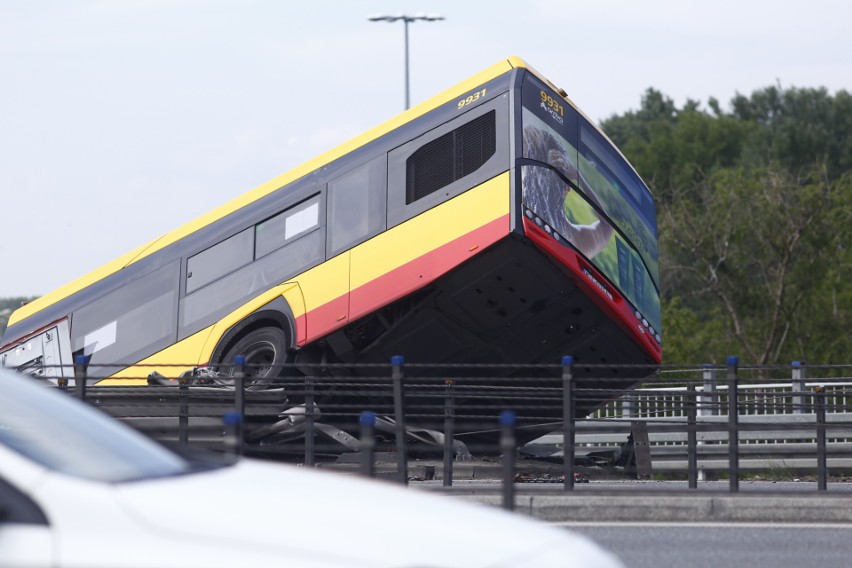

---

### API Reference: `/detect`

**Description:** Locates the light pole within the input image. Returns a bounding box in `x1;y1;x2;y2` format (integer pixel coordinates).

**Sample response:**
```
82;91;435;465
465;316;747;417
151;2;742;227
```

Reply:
368;12;445;110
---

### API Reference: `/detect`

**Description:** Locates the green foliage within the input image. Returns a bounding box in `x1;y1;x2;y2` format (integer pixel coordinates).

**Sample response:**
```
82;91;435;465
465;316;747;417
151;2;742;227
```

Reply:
662;167;852;364
602;84;852;195
602;84;852;365
602;89;747;195
660;297;732;364
732;86;852;177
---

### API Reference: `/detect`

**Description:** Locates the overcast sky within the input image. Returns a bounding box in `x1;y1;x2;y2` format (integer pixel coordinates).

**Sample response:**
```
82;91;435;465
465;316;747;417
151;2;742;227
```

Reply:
1;0;850;298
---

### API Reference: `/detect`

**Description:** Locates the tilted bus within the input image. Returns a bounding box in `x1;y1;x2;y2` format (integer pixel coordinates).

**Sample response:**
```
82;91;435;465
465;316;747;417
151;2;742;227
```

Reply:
1;57;661;432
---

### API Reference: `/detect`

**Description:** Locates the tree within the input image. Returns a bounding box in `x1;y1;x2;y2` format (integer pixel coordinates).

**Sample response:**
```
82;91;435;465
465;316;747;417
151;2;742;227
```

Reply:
732;86;852;178
602;84;852;364
602;90;746;199
660;166;852;364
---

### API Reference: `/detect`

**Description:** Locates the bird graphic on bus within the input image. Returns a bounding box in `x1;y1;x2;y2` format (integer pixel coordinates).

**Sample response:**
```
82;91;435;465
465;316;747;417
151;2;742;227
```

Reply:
521;124;614;260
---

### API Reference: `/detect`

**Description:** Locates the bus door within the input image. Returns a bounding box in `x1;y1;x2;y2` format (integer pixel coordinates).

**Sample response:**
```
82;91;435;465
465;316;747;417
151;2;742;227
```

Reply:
315;156;388;338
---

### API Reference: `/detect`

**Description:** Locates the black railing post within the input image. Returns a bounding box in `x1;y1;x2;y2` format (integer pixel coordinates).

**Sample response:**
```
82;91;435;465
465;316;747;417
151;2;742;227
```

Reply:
443;379;455;487
562;355;575;491
305;376;315;467
815;386;828;491
73;354;88;401
391;355;408;485
687;383;698;489
178;373;189;446
500;410;516;512
727;355;739;492
233;355;246;456
360;411;376;478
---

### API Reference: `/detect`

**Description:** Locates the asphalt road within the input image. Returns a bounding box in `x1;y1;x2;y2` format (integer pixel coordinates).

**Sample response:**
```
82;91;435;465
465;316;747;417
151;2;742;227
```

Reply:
561;522;852;568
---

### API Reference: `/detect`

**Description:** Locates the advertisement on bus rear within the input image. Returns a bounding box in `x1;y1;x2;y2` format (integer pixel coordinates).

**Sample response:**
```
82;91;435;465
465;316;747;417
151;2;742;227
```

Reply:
520;74;660;334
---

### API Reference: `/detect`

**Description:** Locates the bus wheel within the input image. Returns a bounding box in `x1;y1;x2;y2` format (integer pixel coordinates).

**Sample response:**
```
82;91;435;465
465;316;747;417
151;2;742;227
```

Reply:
220;326;290;389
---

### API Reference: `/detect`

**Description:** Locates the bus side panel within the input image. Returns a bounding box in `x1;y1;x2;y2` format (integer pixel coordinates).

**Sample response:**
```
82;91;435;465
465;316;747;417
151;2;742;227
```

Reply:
0;319;74;381
198;281;306;362
349;173;511;322
294;253;350;344
100;282;308;383
100;328;213;384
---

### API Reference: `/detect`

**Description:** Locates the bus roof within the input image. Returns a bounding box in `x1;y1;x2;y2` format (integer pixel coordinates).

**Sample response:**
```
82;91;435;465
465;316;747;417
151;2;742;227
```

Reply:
9;57;568;327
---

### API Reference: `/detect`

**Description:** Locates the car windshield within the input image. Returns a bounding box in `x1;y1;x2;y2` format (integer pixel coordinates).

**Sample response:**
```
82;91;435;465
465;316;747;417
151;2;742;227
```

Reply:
0;371;192;482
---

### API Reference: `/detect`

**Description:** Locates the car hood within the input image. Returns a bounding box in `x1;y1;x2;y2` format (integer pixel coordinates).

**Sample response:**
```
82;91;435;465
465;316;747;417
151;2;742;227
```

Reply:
113;459;617;568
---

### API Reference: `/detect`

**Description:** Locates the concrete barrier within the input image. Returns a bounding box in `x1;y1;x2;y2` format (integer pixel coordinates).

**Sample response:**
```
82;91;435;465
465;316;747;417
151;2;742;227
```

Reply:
451;491;852;523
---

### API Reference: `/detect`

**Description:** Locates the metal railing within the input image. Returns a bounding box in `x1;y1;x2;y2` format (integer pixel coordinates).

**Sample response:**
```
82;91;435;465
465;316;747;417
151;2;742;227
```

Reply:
15;355;852;510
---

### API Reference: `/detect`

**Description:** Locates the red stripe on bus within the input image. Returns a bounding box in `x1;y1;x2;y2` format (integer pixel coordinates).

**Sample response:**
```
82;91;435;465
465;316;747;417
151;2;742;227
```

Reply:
350;215;510;321
523;218;662;363
294;313;308;347
302;215;510;343
304;294;350;344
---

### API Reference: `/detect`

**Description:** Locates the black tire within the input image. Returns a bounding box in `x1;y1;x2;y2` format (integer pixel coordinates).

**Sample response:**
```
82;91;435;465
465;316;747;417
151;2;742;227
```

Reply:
220;326;290;389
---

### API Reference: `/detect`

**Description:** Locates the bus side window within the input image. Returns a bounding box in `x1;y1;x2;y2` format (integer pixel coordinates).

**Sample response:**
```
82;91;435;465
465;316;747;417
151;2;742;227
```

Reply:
326;156;387;257
255;196;320;259
186;229;253;294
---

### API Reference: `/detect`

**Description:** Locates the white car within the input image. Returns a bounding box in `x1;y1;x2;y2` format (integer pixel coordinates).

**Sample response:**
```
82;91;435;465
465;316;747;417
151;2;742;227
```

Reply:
0;369;623;568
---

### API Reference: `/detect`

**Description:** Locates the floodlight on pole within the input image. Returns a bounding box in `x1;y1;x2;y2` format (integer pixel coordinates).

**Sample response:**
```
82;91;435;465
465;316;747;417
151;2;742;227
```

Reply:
368;12;445;110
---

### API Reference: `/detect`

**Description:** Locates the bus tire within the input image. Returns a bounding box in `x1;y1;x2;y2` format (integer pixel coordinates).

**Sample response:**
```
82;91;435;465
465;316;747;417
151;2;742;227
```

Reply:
220;326;290;389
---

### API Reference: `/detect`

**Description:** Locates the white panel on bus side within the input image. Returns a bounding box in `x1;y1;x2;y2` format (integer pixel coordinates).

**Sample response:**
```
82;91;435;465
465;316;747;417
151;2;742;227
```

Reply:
0;319;74;382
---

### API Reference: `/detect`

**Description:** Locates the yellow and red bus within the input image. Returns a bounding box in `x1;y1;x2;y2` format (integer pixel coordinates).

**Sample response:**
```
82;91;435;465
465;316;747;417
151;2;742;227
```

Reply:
1;57;660;416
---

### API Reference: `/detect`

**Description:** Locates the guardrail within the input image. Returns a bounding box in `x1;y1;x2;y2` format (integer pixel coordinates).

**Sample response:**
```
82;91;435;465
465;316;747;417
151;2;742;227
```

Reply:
533;414;852;472
11;355;852;510
594;363;852;420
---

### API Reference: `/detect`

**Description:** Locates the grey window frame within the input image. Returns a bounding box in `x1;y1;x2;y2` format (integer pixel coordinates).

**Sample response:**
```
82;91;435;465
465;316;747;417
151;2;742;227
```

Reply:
255;194;322;259
325;155;388;257
185;228;254;295
179;229;323;337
